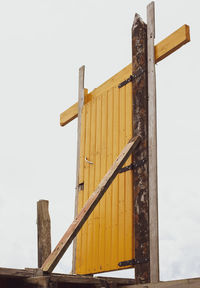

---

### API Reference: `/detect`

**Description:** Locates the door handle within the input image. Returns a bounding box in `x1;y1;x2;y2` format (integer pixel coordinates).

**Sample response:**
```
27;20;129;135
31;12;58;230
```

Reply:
85;157;94;164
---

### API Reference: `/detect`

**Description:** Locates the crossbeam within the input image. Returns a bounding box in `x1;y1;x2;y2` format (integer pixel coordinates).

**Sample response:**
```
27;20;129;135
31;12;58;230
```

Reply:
60;24;190;127
41;136;141;273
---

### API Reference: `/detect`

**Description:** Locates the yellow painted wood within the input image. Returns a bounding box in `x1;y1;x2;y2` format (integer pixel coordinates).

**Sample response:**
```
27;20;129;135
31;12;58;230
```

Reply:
155;24;190;63
60;25;190;127
75;63;134;274
60;89;89;126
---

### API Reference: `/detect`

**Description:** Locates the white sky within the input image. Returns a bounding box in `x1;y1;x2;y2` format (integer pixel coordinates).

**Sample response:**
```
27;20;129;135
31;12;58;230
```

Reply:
0;0;199;282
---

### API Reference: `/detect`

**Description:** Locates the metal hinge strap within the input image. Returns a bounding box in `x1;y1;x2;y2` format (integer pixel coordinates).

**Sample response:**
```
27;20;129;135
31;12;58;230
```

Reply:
118;257;149;267
118;67;146;88
119;158;147;173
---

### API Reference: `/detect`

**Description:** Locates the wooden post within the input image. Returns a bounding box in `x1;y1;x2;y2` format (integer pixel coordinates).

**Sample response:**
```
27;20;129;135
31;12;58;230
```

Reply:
132;14;150;284
37;200;51;268
147;1;160;283
41;136;141;273
72;65;85;274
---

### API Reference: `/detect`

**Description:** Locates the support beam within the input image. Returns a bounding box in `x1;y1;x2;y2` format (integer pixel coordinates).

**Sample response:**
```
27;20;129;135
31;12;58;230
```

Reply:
60;24;190;127
72;65;85;274
132;13;150;284
41;136;141;273
147;2;159;283
60;89;90;127
37;200;51;268
155;24;190;63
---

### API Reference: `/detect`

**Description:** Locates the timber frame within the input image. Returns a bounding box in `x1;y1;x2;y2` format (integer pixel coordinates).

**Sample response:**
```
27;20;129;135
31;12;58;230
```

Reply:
0;2;193;288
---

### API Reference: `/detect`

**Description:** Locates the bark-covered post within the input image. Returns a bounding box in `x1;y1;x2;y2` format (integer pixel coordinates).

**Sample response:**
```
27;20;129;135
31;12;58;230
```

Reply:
37;200;51;268
132;14;150;284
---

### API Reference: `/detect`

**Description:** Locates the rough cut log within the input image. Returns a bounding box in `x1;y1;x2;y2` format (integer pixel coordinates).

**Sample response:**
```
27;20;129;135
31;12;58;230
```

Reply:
37;200;51;268
41;136;141;273
132;13;150;284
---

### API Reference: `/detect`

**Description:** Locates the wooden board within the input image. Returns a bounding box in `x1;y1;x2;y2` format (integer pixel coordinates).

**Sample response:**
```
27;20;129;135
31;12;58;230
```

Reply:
147;2;160;283
72;66;85;274
37;200;51;268
60;24;190;127
41;136;141;273
76;63;135;274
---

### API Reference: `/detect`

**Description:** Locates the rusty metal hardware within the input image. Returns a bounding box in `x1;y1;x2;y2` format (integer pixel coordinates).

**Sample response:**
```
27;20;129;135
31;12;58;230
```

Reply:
118;257;149;267
119;158;147;173
118;67;146;88
78;183;84;191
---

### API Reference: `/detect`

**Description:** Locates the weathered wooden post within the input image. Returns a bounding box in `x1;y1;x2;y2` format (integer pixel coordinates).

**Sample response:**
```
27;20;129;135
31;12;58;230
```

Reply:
37;200;51;268
147;1;160;283
132;13;150;284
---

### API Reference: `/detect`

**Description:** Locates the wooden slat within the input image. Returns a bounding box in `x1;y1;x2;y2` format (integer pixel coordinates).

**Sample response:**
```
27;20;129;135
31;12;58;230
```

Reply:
60;25;190;127
72;66;85;274
60;102;78;126
147;2;159;284
37;200;51;268
60;89;89;126
132;13;150;284
41;136;141;273
155;24;190;63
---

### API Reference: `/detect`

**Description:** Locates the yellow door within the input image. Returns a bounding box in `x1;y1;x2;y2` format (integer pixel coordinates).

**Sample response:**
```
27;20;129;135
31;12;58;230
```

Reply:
76;64;135;274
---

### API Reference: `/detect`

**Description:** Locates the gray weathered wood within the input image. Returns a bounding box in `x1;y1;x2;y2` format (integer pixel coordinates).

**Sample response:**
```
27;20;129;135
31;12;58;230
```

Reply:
147;1;159;283
37;200;51;268
122;277;200;288
41;136;141;273
72;65;85;274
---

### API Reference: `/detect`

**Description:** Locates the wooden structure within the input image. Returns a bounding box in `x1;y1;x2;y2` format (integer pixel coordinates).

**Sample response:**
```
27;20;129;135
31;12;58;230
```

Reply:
0;2;193;288
59;2;190;284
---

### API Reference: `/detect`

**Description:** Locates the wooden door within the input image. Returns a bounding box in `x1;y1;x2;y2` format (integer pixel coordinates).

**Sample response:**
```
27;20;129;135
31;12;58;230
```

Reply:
75;64;135;274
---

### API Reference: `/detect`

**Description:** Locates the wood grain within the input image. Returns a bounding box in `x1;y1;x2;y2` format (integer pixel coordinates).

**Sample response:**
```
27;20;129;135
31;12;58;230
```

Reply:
37;200;51;268
41;136;141;273
132;13;150;284
147;2;159;283
72;65;85;274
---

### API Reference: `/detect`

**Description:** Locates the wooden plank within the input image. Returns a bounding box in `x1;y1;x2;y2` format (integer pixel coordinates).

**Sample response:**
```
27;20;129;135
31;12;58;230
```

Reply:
122;278;200;288
25;276;50;288
60;102;78;126
60;89;89;126
147;2;159;283
60;25;190;127
132;13;150;284
41;136;141;273
155;24;190;63
72;65;85;274
0;267;36;278
37;200;51;268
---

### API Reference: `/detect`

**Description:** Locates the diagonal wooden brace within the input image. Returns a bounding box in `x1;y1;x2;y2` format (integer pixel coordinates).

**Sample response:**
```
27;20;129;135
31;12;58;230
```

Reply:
41;136;141;273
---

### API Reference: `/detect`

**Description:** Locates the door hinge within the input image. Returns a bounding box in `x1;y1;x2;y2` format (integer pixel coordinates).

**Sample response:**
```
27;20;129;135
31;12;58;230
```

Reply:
119;158;147;173
118;257;149;267
78;183;84;191
118;67;146;88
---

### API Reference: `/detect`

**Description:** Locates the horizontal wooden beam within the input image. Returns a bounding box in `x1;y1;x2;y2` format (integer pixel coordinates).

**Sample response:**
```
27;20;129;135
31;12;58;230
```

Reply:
0;267;200;288
0;267;136;286
60;24;190;127
0;267;36;278
41;136;141;273
155;24;190;63
122;277;200;288
60;88;89;126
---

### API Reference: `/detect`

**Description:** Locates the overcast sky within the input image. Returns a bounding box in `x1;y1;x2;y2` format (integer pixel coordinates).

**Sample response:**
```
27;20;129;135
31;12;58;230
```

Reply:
0;0;199;282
